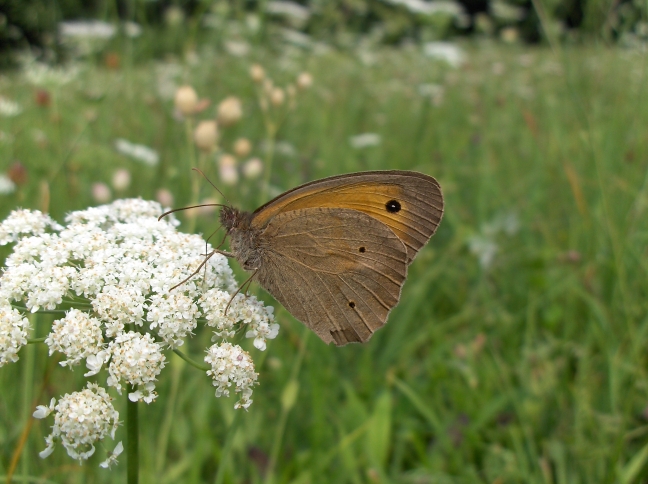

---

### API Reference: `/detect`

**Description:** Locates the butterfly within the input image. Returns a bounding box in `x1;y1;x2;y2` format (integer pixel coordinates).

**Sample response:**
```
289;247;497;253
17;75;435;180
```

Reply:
170;170;444;346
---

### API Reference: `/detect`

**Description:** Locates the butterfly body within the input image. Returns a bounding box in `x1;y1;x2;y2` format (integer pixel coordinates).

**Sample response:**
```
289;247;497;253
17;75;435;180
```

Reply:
218;170;444;346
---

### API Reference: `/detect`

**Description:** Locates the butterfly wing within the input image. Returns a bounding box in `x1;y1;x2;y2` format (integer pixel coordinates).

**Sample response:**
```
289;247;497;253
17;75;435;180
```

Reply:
250;170;444;263
255;207;408;345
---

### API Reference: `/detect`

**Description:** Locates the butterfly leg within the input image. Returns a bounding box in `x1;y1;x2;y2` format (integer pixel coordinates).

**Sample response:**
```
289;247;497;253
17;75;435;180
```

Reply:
170;249;235;291
224;269;259;316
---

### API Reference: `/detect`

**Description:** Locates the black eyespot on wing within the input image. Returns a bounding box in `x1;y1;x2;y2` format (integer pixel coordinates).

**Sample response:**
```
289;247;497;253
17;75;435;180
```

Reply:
358;246;366;253
348;301;356;308
385;200;401;213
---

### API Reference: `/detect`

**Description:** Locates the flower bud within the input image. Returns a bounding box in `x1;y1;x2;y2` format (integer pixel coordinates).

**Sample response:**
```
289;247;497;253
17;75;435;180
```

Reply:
92;183;112;203
296;72;313;90
156;188;174;207
217;96;243;127
250;64;265;83
7;161;28;186
174;85;198;116
270;88;285;107
242;158;263;179
219;154;238;185
233;138;252;158
112;169;131;191
193;120;219;152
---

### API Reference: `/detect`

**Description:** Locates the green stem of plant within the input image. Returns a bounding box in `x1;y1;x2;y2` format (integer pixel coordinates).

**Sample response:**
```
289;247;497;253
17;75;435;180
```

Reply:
185;117;199;233
172;348;210;371
265;329;310;483
213;410;242;484
127;390;139;484
259;121;277;205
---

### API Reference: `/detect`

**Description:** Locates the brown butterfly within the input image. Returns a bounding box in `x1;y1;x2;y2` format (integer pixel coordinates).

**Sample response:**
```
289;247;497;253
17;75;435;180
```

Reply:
171;171;444;346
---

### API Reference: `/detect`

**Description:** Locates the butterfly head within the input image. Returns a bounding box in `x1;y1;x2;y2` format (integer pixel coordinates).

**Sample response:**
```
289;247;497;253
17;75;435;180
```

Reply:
220;205;251;233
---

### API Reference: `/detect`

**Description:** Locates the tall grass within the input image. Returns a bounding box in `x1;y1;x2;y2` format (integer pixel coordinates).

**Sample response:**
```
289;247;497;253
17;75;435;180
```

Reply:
1;40;648;483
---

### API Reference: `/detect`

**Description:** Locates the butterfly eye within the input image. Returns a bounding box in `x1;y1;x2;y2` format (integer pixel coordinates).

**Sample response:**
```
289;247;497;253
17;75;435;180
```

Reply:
385;200;401;213
348;301;356;309
358;247;366;253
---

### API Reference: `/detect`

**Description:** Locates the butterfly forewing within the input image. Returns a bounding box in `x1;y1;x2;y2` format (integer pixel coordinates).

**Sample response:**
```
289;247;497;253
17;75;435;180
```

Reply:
255;208;409;345
250;171;444;262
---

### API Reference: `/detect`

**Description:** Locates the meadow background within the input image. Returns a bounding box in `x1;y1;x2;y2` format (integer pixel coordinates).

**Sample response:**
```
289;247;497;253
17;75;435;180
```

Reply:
1;1;648;483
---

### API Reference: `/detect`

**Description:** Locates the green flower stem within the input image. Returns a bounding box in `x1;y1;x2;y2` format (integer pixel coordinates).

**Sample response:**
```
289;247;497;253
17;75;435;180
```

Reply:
266;329;310;483
184;117;198;234
27;337;46;344
213;410;242;484
172;348;210;371
127;390;139;484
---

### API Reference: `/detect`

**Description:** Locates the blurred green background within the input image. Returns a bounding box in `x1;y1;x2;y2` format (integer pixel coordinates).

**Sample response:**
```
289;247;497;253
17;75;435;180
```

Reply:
2;0;648;483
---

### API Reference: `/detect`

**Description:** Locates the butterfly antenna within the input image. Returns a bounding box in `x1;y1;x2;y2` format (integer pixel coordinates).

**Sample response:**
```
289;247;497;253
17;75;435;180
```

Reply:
158;203;226;221
224;270;258;316
192;167;232;206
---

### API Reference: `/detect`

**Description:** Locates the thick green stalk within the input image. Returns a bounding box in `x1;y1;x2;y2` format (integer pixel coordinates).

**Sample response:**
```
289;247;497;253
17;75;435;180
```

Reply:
127;388;139;484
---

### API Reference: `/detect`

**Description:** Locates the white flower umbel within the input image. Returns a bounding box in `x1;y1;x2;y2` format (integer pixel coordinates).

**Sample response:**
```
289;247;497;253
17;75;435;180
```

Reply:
45;309;104;367
0;199;278;466
107;331;166;401
0;304;31;365
205;342;258;409
34;383;120;463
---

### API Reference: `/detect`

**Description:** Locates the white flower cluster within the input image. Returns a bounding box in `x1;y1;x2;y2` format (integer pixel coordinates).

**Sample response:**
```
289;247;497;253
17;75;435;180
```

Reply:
44;309;103;367
0;304;31;365
205;342;257;409
33;383;120;464
0;199;278;465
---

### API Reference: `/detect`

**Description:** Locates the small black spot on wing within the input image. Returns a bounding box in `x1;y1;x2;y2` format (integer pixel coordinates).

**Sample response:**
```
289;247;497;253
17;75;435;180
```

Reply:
358;246;366;253
385;200;401;213
348;301;356;308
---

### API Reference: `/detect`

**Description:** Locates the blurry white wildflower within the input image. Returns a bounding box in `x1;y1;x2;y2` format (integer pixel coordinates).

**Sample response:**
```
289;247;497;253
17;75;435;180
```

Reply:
123;21;142;38
467;211;519;269
112;169;131;191
114;139;159;166
242;158;263;179
58;21;116;58
349;133;382;149
280;28;314;48
21;55;80;87
423;42;466;68
467;236;498;270
0;174;16;195
35;383;119;463
1;198;276;425
266;1;311;28
385;0;468;25
205;342;257;409
100;441;124;468
219;154;239;185
491;0;526;22
92;182;112;203
250;64;265;83
224;40;250;57
155;188;174;207
0;97;22;117
418;83;445;106
164;5;185;27
0;304;31;366
500;27;520;44
59;21;116;40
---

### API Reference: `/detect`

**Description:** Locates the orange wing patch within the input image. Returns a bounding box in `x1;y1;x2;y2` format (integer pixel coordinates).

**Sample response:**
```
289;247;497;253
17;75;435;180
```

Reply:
251;178;443;262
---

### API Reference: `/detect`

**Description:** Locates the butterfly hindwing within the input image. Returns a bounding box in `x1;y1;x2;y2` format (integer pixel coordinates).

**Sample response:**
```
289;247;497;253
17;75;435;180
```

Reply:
255;208;408;345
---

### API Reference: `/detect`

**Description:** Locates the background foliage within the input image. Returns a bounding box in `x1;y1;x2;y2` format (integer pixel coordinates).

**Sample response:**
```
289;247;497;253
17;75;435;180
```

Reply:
1;0;648;483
